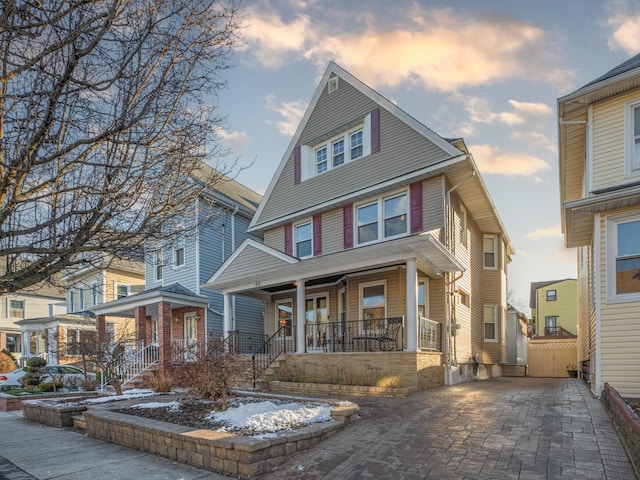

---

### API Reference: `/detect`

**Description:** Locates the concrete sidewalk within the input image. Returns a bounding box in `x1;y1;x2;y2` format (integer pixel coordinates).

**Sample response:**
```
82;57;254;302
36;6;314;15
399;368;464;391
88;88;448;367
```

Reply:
0;378;637;479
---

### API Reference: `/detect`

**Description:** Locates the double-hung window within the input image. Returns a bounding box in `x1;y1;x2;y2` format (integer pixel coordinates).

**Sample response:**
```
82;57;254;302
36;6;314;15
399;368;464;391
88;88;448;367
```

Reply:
116;283;130;299
316;147;328;174
332;139;345;167
356;192;408;245
546;290;557;301
607;213;640;302
9;299;24;318
350;130;363;160
483;235;498;269
155;250;163;281
174;228;185;268
310;127;366;177
68;289;75;312
627;100;640;177
91;282;99;306
484;304;497;341
295;222;312;258
78;287;84;311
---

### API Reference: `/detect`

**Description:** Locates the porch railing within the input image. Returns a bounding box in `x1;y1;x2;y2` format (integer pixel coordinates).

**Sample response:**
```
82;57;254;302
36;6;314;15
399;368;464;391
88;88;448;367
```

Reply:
252;325;296;388
419;317;442;351
543;326;577;338
304;317;405;353
111;341;158;389
226;330;269;354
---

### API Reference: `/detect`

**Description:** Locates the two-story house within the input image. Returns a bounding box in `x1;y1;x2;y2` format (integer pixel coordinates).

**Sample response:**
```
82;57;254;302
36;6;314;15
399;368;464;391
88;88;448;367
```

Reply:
15;256;144;365
558;52;640;397
0;278;66;364
204;63;514;390
529;279;577;338
91;164;264;380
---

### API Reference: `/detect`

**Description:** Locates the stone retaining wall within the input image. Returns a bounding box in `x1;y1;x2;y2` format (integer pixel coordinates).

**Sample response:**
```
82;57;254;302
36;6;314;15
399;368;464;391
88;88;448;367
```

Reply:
269;380;415;397
83;403;358;478
23;400;87;427
0;391;99;411
601;383;640;478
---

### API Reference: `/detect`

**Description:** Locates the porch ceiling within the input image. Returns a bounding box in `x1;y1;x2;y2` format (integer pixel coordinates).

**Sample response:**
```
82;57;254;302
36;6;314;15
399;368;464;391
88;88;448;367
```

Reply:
203;231;465;296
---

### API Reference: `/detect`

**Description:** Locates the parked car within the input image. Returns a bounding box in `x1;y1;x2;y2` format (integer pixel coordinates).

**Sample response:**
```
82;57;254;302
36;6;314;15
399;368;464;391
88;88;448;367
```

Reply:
0;365;95;390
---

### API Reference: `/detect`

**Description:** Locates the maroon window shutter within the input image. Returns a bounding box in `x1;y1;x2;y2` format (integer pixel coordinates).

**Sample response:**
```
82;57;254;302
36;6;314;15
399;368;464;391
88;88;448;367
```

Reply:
294;146;301;185
313;214;322;257
343;204;353;249
371;108;380;154
410;182;423;234
284;223;293;255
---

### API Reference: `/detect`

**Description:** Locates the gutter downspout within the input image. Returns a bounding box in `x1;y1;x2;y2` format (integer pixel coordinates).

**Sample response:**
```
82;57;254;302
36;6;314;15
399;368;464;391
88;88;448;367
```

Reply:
231;206;239;331
444;166;475;382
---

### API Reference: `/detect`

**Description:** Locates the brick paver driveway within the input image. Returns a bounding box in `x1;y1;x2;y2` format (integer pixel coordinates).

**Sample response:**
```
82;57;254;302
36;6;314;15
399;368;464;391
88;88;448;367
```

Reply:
263;377;637;480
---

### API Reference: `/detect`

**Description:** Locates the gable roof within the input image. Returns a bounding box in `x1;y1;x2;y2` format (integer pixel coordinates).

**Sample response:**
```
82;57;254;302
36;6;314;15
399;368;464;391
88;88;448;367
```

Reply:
529;279;576;308
193;162;262;214
249;62;465;232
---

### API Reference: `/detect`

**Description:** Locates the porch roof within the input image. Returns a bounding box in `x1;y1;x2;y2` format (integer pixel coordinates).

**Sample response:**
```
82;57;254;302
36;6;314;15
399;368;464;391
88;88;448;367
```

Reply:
91;282;209;317
203;231;465;296
15;312;96;330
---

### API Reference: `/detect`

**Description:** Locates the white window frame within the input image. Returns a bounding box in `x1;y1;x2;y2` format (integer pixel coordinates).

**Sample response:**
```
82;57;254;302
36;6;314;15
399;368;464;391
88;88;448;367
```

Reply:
115;283;131;299
90;281;98;307
459;205;468;248
625;99;640;178
359;280;387;333
68;289;75;312
606;212;640;303
483;304;497;342
78;287;84;311
355;190;409;246
294;220;313;259
301;113;372;182
276;299;294;337
483;235;498;270
9;299;24;318
155;250;163;281
174;226;185;268
418;278;430;319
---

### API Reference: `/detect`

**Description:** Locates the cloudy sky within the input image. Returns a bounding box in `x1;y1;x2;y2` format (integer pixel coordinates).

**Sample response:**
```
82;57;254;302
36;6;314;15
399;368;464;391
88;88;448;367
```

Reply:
212;0;640;312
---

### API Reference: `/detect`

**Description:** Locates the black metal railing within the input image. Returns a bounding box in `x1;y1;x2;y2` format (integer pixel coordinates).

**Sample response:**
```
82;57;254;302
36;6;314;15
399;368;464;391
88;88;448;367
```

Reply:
226;330;269;354
252;326;296;387
304;317;404;353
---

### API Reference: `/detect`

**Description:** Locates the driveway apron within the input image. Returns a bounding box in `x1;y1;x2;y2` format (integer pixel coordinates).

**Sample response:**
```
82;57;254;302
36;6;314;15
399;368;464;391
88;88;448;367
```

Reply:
263;377;637;480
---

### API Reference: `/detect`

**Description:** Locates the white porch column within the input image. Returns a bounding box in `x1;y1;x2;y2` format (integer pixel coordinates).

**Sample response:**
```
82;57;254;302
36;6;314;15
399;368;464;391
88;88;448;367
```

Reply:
296;280;306;354
223;293;232;336
406;258;419;352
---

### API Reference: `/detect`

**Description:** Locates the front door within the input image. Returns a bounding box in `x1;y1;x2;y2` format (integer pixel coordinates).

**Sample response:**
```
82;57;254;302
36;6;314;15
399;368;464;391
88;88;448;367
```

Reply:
184;312;198;361
305;296;328;351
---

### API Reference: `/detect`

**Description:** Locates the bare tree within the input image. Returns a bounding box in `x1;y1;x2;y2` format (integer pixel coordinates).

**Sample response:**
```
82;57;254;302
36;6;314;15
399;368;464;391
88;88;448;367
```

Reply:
0;0;241;294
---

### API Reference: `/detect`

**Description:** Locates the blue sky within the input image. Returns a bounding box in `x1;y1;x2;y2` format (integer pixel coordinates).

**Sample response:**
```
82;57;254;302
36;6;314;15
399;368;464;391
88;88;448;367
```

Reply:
210;0;640;312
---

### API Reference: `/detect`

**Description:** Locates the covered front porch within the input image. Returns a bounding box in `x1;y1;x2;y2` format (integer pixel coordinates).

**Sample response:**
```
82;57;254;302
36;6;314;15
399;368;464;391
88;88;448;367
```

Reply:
91;283;209;381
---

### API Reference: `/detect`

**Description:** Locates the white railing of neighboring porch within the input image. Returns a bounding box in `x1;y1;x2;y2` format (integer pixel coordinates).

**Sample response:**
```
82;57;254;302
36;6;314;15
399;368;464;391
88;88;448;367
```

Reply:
101;341;159;391
419;317;442;351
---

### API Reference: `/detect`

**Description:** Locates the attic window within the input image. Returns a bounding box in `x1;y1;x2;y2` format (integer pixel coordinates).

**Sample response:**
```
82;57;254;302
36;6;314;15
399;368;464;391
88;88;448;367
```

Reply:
328;77;339;93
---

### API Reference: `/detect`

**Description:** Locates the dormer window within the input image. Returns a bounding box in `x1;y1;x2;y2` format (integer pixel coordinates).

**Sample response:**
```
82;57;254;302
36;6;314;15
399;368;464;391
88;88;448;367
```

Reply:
312;126;365;176
350;130;363;160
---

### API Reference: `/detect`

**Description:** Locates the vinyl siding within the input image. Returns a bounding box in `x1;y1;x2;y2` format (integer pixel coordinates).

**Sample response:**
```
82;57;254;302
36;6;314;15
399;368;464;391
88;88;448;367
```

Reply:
598;207;640;396
321;208;343;255
256;78;453;226
592;89;640;190
213;244;294;284
560;113;587;203
264;226;285;252
104;269;145;303
423;176;445;233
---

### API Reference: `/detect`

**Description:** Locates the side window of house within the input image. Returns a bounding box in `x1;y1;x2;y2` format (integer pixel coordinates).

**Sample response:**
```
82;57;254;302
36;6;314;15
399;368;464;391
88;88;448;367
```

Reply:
78;287;84;311
155;250;163;281
9;299;24;318
483;235;497;269
483;304;497;341
174;228;185;268
545;316;558;335
116;284;130;299
276;301;293;337
356;191;408;246
295;222;312;258
608;215;640;301
91;281;99;306
546;289;557;301
627;100;640;177
68;289;75;312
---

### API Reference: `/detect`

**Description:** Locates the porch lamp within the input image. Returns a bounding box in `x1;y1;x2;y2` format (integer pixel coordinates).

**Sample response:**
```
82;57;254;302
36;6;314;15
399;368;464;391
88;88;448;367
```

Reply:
174;316;181;323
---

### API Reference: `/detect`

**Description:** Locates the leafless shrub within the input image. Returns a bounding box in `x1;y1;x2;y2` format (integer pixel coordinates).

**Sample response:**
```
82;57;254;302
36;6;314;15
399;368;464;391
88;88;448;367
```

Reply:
147;372;173;393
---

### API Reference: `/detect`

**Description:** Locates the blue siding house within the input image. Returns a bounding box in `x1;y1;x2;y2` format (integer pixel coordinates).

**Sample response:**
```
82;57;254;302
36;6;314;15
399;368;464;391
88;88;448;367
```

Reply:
92;164;264;379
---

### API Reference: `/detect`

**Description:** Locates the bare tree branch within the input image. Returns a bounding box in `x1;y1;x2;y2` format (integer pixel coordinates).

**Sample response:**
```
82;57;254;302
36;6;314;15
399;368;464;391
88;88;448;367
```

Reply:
0;0;241;294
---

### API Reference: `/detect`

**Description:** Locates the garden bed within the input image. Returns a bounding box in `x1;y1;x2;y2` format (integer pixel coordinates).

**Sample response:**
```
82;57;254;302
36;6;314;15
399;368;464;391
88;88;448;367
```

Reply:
0;390;100;411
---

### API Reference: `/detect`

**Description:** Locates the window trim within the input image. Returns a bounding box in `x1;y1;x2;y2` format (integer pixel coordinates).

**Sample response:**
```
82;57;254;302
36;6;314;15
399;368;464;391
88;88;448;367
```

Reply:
115;283;131;300
78;286;84;311
155;249;164;281
68;289;75;312
483;304;498;342
275;299;294;338
9;299;24;318
418;277;429;319
359;280;387;333
546;290;557;302
625;99;640;178
606;212;640;303
483;235;498;270
294;220;313;259
174;226;185;268
355;190;409;246
90;281;98;307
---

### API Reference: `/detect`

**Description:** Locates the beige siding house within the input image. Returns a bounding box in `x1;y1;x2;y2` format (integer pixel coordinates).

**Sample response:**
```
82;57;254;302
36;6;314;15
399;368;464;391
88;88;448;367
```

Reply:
204;63;514;390
558;53;640;397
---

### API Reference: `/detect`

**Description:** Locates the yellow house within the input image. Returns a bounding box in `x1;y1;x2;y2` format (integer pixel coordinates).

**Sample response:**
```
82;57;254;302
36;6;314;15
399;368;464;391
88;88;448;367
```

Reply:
17;256;144;366
529;279;577;338
558;53;640;397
